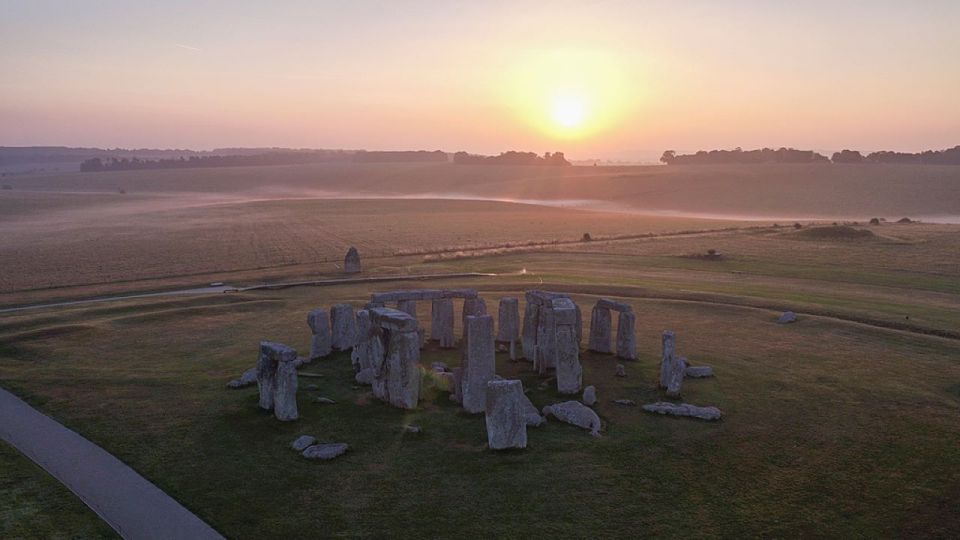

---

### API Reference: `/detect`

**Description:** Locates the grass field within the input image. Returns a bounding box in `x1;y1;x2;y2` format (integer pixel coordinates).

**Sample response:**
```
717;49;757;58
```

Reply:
2;213;959;537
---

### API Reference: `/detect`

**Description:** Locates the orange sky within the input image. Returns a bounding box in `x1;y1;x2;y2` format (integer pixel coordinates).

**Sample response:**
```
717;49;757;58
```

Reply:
2;1;958;160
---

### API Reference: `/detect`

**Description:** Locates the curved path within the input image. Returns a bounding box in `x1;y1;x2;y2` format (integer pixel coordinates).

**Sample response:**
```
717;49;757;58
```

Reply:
0;387;223;540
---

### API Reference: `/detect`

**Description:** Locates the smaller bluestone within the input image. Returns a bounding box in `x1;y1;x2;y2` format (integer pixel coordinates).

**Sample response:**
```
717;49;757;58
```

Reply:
344;246;361;274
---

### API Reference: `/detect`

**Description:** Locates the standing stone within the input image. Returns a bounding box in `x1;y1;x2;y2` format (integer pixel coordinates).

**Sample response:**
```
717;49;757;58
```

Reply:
496;297;520;344
461;315;496;414
588;305;613;353
485;380;528;450
382;329;421;409
307;309;332;360
534;305;557;374
615;363;626;377
330;303;357;351
344;246;361;274
554;302;582;394
398;299;425;346
659;331;684;397
521;300;539;361
461;297;488;342
616;310;637;360
582;385;597;406
351;310;373;375
431;298;455;348
256;341;298;420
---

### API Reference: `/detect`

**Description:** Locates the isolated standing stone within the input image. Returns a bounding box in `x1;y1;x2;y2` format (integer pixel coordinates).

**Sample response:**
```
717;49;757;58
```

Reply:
542;401;601;436
778;311;797;324
461;314;496;414
431;298;455;348
496;297;520;344
307;308;332;360
588;305;613;353
554;302;582;394
344;246;361;274
642;402;722;421
330;303;357;351
485;379;528;450
659;331;684;397
582;385;597;406
616;310;637;360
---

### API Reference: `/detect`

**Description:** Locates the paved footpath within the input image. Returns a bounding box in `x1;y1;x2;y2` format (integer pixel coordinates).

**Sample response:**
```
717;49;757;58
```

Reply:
0;387;223;540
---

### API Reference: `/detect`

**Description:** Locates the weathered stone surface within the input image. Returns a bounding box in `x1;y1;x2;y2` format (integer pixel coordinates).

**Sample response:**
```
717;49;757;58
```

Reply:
307;308;332;360
355;368;375;385
484;379;528;450
555;306;582;394
778;311;797;324
448;367;463;404
372;329;421;409
659;331;684;397
227;367;257;389
521;301;539;361
273;350;299;421
582;385;597;406
588;305;613;353
302;442;349;460
397;299;418;318
534;304;557;374
461;315;496;413
314;397;336;404
542;401;601;436
257;341;297;415
615;363;627;377
441;288;479;299
351;310;373;374
344;247;361;274
369;307;417;332
330;304;357;351
291;435;316;451
596;298;633;312
616;310;638;360
613;399;636;406
642;402;722;421
403;425;422;434
519;391;546;427
496;297;520;343
685;365;714;378
461;297;488;341
430;298;455;348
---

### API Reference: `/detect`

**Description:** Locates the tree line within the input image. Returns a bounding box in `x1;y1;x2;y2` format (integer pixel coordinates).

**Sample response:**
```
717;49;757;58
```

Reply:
452;151;570;166
661;145;960;165
80;150;447;172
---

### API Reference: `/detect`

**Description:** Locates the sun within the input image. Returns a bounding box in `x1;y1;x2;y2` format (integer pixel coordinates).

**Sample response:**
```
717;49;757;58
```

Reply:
551;95;587;128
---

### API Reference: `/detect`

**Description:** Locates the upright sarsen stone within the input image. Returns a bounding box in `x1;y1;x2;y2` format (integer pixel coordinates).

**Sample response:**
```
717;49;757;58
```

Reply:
659;330;684;397
461;297;488;342
588;305;613;353
431;298;455;348
496;297;520;344
485;380;528;450
616;310;637;360
330;303;357;351
462;314;496;414
351;309;374;378
256;341;299;421
344;246;361;274
369;307;421;409
307;308;332;360
521;300;539;361
554;301;582;394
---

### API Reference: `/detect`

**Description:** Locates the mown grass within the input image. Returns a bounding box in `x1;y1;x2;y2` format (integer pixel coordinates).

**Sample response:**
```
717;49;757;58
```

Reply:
2;249;959;537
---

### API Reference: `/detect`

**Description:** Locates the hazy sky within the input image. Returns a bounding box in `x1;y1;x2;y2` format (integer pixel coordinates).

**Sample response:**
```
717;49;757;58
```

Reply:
2;0;958;160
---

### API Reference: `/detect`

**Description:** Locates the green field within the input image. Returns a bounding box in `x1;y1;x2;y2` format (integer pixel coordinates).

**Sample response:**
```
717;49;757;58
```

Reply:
2;212;959;538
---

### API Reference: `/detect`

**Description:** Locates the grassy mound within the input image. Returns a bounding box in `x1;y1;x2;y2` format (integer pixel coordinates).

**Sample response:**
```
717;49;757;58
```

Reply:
794;225;876;241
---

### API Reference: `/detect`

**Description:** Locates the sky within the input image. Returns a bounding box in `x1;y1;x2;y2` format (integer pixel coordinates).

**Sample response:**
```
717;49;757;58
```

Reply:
2;0;959;161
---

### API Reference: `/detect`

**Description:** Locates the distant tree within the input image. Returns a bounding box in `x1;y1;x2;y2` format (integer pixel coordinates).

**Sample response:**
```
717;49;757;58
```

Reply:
831;150;864;163
660;150;676;164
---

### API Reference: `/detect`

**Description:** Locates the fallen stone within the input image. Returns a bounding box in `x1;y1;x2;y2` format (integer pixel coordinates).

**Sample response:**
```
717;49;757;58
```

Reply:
227;367;257;389
642;402;722;421
685;366;714;378
778;311;797;324
582;385;597;406
302;442;349;460
298;372;324;378
542;401;602;437
615;364;626;377
402;425;422;434
291;435;317;452
613;399;636;406
314;397;336;404
344;246;361;274
485;379;528;450
431;362;449;372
